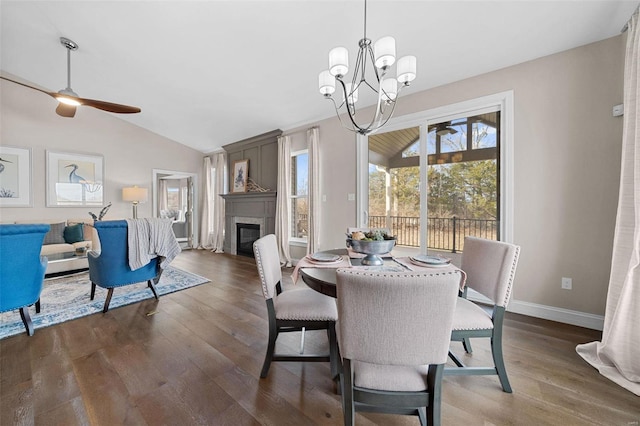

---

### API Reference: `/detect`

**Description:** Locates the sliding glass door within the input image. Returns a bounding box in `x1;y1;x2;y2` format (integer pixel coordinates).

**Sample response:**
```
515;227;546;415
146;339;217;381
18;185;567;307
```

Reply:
357;92;513;254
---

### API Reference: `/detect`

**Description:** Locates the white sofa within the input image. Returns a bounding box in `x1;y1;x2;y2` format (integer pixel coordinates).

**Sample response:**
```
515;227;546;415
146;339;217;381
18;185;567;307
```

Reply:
13;218;98;274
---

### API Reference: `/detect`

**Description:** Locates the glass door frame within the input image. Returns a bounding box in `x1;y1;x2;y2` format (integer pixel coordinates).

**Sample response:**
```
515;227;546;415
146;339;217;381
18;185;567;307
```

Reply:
356;91;515;252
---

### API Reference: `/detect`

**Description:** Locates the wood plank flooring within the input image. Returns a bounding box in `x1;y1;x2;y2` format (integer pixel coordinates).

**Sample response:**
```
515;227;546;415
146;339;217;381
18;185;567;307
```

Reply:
1;250;638;425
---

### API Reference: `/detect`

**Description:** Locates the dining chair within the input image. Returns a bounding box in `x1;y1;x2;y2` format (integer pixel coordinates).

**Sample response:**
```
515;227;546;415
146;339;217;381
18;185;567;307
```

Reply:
253;234;339;378
0;224;50;336
336;268;461;426
446;236;520;393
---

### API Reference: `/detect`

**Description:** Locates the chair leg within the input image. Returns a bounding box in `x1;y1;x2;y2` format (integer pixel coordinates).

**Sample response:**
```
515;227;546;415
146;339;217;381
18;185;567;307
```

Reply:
491;333;512;393
462;337;473;354
148;280;159;300
35;298;41;314
90;282;96;300
328;323;340;380
299;327;306;354
102;288;114;313
342;358;355;426
427;364;444;426
19;307;34;336
260;322;278;378
417;407;427;426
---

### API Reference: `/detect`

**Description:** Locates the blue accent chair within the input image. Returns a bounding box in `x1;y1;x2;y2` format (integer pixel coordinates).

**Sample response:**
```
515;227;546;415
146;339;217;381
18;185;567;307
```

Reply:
89;220;159;313
0;224;50;336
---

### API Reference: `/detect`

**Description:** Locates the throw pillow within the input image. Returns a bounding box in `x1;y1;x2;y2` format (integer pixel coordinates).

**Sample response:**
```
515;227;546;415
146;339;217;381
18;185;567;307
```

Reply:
43;222;66;245
63;223;85;244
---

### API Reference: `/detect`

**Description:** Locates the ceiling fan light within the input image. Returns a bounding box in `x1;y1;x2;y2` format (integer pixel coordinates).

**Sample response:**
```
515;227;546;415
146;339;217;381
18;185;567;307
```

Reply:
56;96;81;106
329;47;349;77
397;55;417;83
318;70;336;95
374;36;396;69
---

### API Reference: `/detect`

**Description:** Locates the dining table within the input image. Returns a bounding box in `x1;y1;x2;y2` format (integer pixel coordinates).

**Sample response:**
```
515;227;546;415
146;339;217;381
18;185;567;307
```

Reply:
297;248;466;298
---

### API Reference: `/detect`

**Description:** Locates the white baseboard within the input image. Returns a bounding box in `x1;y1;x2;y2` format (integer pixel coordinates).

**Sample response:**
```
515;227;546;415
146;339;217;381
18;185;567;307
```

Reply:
507;299;604;331
466;290;604;330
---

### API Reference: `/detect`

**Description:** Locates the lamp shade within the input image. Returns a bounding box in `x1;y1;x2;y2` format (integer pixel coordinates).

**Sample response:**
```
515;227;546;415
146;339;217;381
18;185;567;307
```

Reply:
318;70;336;95
122;186;148;203
397;55;417;83
381;78;397;102
329;47;349;77
374;36;396;69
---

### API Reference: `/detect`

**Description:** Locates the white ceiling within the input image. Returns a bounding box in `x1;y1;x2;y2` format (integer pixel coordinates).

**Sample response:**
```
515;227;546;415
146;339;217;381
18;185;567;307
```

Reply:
1;1;638;153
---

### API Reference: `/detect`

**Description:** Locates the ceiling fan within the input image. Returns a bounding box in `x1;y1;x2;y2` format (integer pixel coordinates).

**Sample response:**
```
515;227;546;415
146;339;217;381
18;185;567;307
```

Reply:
431;122;458;136
0;37;141;118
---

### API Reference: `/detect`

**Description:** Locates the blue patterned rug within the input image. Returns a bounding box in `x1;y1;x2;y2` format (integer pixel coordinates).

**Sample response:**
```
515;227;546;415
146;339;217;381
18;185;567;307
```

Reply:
0;266;209;340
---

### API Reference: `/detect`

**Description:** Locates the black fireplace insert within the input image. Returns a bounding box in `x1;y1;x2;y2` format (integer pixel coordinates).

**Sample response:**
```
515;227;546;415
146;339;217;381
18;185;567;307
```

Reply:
236;223;260;257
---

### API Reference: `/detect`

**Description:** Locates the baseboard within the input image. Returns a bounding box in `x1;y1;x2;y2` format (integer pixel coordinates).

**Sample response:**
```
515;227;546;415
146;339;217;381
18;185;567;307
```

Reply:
466;290;604;330
507;299;604;331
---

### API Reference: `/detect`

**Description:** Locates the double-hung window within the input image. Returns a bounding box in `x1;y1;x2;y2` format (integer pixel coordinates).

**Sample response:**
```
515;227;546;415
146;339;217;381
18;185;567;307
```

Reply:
290;150;308;243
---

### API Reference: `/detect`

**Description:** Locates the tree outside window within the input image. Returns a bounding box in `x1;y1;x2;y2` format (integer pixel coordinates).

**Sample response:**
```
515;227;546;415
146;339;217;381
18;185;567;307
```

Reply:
291;151;308;240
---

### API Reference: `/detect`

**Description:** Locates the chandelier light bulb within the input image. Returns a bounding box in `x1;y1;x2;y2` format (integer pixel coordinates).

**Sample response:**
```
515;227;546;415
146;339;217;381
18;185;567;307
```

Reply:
374;36;396;69
397;55;417;84
318;70;336;95
329;47;349;77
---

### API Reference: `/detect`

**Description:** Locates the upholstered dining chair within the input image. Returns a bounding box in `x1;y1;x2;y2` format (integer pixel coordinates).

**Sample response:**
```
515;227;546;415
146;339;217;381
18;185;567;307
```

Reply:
446;236;520;393
253;234;339;379
336;268;462;426
0;224;50;336
88;220;160;313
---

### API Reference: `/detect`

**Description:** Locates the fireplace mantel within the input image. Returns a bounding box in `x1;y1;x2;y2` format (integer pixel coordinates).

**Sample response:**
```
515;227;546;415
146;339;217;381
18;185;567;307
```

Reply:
221;192;276;254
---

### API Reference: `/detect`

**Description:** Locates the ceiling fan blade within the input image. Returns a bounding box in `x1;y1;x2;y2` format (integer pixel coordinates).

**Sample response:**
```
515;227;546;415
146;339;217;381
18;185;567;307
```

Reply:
78;97;141;114
0;75;56;97
56;103;77;117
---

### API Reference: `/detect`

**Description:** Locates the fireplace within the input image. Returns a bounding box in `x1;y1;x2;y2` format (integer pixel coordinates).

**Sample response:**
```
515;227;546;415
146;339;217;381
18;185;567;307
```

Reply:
221;192;276;255
236;223;261;258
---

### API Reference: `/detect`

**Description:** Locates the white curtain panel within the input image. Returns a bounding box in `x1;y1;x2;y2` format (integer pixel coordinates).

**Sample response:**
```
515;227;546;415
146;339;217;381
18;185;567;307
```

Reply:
159;179;168;212
307;127;320;255
576;11;640;396
275;135;292;266
211;152;226;252
199;156;214;249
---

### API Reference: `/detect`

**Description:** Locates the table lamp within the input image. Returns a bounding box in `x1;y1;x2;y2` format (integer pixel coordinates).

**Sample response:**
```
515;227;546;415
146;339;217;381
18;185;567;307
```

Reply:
122;186;148;219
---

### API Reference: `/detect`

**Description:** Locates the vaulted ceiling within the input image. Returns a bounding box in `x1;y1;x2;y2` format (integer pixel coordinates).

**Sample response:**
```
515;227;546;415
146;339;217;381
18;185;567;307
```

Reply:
1;1;637;153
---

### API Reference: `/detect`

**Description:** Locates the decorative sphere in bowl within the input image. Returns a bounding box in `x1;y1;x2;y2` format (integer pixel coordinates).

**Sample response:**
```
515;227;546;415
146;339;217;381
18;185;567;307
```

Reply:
347;238;396;266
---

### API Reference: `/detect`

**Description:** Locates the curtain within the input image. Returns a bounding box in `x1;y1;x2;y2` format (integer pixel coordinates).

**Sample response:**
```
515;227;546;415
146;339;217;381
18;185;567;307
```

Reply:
211;152;226;252
576;11;640;396
275;135;292;266
199;157;213;249
198;153;226;252
159;179;168;212
307;127;320;255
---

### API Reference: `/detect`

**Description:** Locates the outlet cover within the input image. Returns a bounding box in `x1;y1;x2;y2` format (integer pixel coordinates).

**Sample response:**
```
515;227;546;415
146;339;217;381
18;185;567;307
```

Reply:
561;277;572;290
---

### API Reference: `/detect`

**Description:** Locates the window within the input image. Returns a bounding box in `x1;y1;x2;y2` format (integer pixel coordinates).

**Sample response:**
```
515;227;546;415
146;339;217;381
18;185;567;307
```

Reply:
291;150;308;240
359;91;514;253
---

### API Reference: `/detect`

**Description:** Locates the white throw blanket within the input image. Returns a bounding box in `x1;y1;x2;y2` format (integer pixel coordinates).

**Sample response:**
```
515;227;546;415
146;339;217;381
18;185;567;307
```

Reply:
126;218;181;271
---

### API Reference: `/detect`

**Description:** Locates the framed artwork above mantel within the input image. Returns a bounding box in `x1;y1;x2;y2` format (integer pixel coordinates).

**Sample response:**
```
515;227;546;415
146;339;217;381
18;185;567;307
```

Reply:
232;159;249;193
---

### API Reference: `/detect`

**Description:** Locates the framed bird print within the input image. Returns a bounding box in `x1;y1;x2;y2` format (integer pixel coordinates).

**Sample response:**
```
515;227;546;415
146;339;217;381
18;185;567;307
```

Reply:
0;146;32;207
232;159;249;193
46;150;104;207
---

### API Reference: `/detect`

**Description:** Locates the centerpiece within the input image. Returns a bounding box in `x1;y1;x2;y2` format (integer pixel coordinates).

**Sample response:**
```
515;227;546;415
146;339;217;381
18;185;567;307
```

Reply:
346;229;396;266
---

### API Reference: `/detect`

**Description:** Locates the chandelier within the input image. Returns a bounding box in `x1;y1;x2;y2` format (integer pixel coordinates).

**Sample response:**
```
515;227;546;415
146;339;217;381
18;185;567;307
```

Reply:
318;0;416;135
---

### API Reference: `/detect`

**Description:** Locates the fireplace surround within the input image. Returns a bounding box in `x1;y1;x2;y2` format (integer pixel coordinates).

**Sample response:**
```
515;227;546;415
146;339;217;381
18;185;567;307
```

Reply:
221;192;276;255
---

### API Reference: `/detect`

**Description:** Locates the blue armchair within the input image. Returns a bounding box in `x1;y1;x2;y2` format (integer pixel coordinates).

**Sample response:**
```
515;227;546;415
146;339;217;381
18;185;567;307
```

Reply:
89;220;160;313
0;224;50;336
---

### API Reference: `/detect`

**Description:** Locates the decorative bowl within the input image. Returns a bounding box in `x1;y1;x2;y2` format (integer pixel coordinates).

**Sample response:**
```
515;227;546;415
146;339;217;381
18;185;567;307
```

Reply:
347;238;396;266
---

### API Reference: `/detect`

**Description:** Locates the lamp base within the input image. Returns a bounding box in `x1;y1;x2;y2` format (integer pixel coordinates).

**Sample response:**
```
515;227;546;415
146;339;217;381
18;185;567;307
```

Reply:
132;202;138;219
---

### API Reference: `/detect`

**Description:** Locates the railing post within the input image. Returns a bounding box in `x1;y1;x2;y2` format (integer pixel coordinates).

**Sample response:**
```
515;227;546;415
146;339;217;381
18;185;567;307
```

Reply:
452;216;457;253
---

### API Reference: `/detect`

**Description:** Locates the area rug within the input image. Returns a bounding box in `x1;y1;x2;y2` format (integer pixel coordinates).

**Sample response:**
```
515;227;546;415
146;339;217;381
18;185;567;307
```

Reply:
0;266;209;340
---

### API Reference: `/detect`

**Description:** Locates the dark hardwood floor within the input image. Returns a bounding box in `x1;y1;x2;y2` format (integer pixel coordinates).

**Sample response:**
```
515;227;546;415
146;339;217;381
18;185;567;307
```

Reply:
1;250;638;425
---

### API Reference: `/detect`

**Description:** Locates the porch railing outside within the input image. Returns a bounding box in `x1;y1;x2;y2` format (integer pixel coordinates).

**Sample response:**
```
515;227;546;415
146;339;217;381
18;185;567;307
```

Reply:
369;215;498;253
